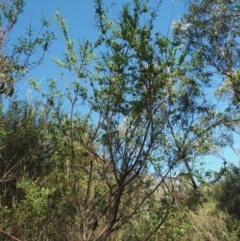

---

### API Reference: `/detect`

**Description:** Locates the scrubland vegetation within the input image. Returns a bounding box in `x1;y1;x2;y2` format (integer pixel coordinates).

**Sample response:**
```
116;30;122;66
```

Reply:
1;0;240;240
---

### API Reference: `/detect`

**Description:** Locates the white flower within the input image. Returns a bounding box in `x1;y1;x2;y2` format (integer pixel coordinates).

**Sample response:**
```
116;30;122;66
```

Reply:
171;20;179;30
181;23;191;32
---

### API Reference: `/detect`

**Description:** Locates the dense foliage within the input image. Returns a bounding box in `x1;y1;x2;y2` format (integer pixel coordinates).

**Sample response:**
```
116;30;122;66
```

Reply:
1;0;240;240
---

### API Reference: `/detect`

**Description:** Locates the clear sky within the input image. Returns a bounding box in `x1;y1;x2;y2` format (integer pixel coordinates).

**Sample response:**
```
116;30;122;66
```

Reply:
6;0;240;172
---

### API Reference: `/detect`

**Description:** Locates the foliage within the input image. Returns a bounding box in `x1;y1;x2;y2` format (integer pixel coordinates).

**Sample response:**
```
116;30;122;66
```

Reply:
0;100;52;209
39;0;237;239
214;164;240;220
0;0;54;97
172;0;240;104
1;0;240;241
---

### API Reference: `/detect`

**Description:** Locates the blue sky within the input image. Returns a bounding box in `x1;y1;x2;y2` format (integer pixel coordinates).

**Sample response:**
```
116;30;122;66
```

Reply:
6;0;240;171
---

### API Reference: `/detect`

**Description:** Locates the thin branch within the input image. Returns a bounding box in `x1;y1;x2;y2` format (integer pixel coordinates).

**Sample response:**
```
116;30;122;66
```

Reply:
0;229;22;241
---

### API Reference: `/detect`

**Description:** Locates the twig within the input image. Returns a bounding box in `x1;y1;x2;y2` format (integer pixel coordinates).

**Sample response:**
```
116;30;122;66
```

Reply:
0;229;22;241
